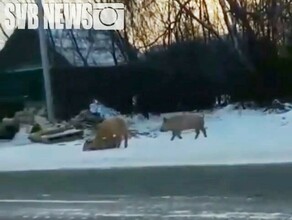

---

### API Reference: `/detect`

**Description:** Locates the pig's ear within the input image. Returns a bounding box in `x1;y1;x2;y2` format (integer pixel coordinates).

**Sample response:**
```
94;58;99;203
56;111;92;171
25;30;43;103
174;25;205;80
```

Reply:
163;117;167;122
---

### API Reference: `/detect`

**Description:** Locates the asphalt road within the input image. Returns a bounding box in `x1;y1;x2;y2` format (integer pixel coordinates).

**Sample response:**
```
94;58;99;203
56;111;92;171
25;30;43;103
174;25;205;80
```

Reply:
1;164;292;219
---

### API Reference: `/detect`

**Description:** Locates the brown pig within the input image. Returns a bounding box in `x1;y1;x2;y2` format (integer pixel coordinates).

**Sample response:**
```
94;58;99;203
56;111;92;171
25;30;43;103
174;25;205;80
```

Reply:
160;113;207;141
83;117;129;151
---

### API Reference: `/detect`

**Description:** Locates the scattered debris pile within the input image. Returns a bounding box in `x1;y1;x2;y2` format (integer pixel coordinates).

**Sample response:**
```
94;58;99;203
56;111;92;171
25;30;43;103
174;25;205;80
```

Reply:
1;103;156;144
69;109;104;129
0;108;36;140
233;102;258;110
69;104;121;129
264;99;292;114
29;125;84;144
0;117;20;140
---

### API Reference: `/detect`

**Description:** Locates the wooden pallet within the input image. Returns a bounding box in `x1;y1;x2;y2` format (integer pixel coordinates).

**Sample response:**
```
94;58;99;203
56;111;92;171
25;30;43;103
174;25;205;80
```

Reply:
29;128;84;144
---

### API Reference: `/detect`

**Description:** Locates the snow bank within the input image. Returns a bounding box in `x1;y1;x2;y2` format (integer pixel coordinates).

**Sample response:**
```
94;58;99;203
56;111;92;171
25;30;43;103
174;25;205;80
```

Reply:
0;106;292;172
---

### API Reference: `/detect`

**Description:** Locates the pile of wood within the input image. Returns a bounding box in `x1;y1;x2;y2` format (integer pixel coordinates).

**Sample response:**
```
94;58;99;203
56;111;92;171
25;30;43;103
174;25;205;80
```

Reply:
0;108;35;140
29;125;84;144
0;107;85;144
69;109;104;129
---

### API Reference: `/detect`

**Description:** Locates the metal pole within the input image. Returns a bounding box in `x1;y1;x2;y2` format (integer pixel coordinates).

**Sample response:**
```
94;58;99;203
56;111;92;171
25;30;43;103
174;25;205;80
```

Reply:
36;0;55;122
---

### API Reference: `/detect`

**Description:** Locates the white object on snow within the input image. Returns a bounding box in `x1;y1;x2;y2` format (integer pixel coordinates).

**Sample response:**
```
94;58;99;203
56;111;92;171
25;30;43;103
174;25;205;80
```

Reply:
89;102;99;114
98;104;120;119
89;99;120;119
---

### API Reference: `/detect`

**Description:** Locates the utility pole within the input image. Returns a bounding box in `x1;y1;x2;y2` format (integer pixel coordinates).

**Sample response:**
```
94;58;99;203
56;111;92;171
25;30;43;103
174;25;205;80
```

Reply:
37;0;55;122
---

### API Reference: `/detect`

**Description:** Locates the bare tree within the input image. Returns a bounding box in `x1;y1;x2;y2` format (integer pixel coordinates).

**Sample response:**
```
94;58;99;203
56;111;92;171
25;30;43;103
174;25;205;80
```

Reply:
109;31;118;65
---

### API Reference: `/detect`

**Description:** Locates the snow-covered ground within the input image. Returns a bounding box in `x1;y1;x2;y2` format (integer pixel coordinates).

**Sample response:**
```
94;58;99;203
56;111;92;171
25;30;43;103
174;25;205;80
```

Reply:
0;105;292;172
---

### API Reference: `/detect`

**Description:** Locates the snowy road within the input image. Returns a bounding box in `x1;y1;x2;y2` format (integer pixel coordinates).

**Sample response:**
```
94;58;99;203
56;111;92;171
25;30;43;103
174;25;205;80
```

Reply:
1;165;292;219
1;196;292;220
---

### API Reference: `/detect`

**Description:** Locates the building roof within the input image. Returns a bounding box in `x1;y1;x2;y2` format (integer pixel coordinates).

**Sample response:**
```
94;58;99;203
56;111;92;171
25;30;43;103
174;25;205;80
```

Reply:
0;29;71;72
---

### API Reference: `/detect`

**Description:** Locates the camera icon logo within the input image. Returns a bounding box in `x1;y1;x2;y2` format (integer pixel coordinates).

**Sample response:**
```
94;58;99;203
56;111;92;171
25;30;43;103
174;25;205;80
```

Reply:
93;3;124;30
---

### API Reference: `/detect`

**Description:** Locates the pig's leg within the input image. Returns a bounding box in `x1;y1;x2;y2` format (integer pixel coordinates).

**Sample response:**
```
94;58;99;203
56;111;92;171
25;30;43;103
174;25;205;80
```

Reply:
107;139;116;149
201;127;207;137
124;133;128;148
116;136;122;148
171;131;182;140
195;129;200;139
110;139;116;148
109;141;116;149
116;139;121;148
171;131;176;141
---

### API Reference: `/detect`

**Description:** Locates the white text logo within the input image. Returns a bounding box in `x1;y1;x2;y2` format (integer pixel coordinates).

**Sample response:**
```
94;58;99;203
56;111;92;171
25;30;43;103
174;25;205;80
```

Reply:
4;3;125;30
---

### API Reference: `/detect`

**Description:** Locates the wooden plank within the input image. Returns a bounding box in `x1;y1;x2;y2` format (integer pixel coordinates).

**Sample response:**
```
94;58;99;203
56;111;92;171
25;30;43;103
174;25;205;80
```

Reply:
29;128;84;144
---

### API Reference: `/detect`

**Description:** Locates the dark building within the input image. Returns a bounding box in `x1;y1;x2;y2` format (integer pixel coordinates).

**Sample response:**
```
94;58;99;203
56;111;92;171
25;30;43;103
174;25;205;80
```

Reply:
0;29;70;118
